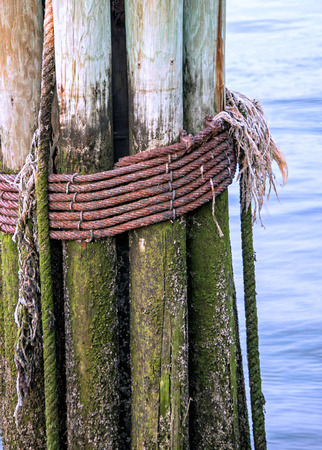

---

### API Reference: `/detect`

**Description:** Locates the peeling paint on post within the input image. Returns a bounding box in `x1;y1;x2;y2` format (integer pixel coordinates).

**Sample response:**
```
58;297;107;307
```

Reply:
53;1;119;447
183;1;251;447
0;2;46;447
125;1;189;447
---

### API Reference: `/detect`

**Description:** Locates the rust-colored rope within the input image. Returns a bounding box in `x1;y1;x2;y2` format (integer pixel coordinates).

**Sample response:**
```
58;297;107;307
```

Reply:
0;116;236;240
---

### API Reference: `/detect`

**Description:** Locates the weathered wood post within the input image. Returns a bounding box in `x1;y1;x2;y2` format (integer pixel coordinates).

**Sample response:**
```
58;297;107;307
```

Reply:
0;1;47;447
183;0;250;447
125;0;189;447
52;1;119;447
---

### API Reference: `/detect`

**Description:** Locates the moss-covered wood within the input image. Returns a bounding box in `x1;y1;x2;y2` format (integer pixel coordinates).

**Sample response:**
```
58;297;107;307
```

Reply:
125;1;189;447
53;1;119;447
0;235;46;448
183;0;250;447
62;239;118;448
186;194;249;448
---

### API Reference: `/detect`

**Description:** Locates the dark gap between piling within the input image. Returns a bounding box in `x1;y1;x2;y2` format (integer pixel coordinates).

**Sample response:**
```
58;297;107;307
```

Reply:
111;1;131;448
50;239;67;449
111;0;129;164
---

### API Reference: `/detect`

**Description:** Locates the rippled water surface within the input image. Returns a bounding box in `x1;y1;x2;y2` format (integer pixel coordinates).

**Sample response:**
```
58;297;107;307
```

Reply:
227;0;322;448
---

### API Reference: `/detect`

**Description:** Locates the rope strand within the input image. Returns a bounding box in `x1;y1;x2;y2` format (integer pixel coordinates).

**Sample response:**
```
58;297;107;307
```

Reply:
36;0;60;447
240;197;267;449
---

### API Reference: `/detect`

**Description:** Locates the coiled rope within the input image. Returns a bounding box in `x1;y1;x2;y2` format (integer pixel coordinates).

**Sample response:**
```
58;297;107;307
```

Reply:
1;90;288;448
0;119;236;239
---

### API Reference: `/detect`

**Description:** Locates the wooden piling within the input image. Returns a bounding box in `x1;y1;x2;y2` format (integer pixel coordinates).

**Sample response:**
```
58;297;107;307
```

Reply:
0;1;46;447
183;1;250;447
52;1;119;447
125;1;189;447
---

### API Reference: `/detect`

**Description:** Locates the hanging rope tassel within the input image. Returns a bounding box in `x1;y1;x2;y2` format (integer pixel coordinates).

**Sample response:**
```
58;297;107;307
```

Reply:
240;197;267;449
36;0;60;447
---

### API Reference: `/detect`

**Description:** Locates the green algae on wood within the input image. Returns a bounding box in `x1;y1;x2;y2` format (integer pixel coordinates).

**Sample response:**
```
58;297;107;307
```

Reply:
125;0;189;447
63;239;119;448
53;1;119;446
183;0;250;447
1;234;46;449
186;194;241;447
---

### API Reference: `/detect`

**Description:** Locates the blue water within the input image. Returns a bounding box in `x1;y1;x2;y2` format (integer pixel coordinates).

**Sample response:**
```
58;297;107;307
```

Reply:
227;0;322;448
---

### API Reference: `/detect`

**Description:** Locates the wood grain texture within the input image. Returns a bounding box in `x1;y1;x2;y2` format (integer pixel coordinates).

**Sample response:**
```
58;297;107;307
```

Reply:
126;0;183;153
183;0;224;134
0;0;43;170
53;0;113;174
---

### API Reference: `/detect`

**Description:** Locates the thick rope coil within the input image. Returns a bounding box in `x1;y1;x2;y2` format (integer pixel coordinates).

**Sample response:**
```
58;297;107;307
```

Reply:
0;128;236;239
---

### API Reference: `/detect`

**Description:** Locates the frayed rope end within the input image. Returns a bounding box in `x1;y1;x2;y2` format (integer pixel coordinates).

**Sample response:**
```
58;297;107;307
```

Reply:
217;88;288;225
